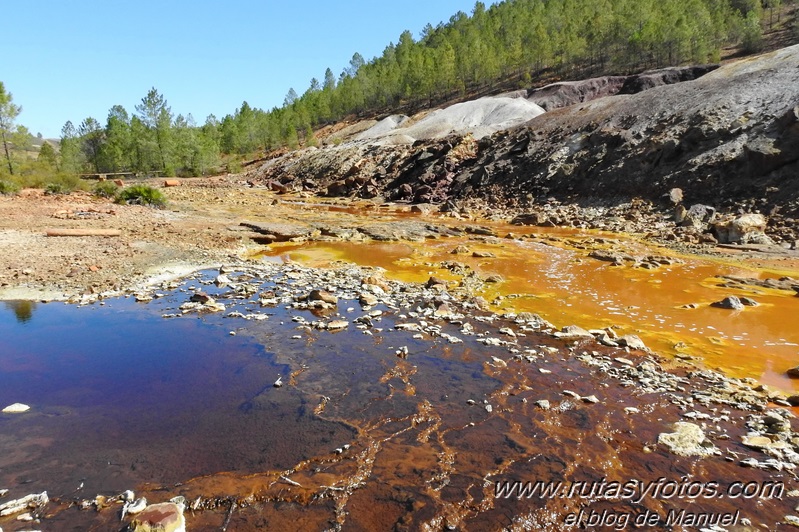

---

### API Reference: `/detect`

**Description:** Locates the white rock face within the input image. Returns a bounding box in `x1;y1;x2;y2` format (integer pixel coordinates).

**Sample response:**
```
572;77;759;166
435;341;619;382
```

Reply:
2;403;30;414
358;96;546;144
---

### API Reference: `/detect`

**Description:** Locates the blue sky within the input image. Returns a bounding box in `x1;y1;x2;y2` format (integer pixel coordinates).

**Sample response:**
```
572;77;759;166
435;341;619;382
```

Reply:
4;1;492;138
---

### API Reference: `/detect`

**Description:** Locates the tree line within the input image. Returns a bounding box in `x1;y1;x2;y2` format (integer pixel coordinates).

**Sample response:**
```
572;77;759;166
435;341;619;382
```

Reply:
2;0;796;180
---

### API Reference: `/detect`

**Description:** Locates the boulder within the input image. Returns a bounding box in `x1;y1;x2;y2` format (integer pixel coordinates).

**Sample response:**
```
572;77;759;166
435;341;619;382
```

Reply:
710;296;744;310
680;204;716;228
658;422;717;457
617;335;647;350
130;502;186;532
713;213;772;244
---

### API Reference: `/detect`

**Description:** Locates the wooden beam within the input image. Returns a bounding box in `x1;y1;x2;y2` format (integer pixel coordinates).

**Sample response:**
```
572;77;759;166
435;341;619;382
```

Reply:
45;228;122;237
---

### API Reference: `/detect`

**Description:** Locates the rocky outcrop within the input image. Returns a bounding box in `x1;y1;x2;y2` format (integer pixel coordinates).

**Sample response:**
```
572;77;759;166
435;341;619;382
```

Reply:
526;65;717;111
248;45;799;243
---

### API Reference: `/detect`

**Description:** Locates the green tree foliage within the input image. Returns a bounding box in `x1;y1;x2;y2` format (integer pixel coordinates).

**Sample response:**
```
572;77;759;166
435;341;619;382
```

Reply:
204;0;763;156
0;81;22;175
37;141;58;171
59;120;83;175
78;117;104;172
135;87;173;172
36;0;786;174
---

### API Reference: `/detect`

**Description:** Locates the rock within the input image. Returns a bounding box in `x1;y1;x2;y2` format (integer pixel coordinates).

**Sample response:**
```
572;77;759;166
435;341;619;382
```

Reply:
527;75;628;111
450;245;471;254
189;291;211;303
484;274;504;283
359;293;378;307
327;320;349;330
554;325;593;338
464;225;497;237
674;204;687;224
130;501;186;532
786;395;799;407
784;515;799;527
535;400;551;410
742;435;783;450
163;179;180;187
0;491;48;517
363;274;390;292
657;422;716;457
2;403;30;414
426;276;447;289
309;289;338;305
617;335;647;350
240;221;313;242
739;296;759;306
124;497;148;517
713;213;772;244
588;250;629;263
434;303;454;318
472;251;495;258
787;367;799;379
680;204;716;228
581;395;600;404
668;188;683;205
410;203;436;214
710;296;744;310
510;212;549;226
214;274;231;287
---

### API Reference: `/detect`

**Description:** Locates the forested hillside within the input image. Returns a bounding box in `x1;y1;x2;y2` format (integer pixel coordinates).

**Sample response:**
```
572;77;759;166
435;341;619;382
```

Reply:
1;0;797;183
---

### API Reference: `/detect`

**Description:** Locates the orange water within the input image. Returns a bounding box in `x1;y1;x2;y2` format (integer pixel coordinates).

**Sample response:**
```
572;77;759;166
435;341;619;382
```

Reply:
260;228;799;390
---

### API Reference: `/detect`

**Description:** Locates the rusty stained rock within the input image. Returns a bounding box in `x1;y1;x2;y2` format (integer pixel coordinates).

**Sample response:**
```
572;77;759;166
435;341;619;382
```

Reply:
130;501;186;532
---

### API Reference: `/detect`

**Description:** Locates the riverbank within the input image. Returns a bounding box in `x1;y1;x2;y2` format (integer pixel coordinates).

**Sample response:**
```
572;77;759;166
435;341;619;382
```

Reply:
2;260;799;530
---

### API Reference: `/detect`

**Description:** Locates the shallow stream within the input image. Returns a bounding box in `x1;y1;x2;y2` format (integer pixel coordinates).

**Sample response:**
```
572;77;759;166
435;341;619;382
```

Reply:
2;208;799;529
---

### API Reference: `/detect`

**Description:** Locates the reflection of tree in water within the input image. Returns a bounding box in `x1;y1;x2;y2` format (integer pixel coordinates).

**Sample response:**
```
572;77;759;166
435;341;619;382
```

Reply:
3;301;36;323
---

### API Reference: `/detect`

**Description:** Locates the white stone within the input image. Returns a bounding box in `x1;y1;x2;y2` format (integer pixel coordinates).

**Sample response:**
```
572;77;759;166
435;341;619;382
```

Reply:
2;403;30;414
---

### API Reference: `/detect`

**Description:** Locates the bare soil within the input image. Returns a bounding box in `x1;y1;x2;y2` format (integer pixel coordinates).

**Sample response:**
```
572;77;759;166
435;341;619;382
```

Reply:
0;179;249;301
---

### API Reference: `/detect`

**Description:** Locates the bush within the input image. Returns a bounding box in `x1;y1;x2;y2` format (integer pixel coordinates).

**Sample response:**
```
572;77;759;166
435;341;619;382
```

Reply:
44;182;73;195
116;184;167;208
226;160;242;174
93;180;119;198
0;179;20;195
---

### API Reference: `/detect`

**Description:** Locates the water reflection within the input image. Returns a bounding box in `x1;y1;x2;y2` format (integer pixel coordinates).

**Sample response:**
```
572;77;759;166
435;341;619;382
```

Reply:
3;300;37;323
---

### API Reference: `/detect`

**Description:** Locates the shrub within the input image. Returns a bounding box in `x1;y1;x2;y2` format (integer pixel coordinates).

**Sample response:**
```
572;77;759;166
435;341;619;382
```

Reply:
226;160;242;174
0;179;20;195
93;180;119;198
116;184;167;208
44;182;73;195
